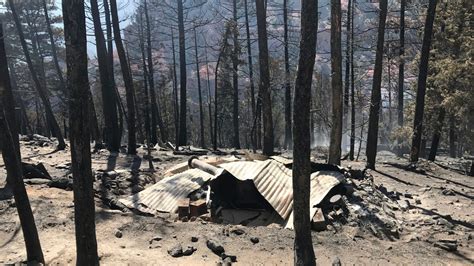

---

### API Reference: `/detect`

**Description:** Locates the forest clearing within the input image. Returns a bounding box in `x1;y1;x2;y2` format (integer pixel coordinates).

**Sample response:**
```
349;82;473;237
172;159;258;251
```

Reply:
0;0;473;265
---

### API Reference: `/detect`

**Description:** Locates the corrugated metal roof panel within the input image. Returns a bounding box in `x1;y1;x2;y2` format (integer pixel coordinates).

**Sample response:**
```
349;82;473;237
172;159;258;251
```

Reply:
119;168;214;214
285;170;345;229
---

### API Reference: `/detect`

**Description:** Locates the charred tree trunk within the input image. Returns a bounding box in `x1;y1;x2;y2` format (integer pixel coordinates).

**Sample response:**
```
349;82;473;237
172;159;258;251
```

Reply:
365;0;388;170
194;27;205;148
232;0;241;149
171;28;180;145
283;0;292;150
449;115;456;158
256;0;274;156
177;0;187;147
398;0;405;128
0;23;45;263
90;0;120;152
144;0;167;144
328;0;343;165
343;0;352;150
8;0;66;150
110;0;137;154
349;0;355;161
428;107;445;161
62;0;99;263
204;45;214;146
292;0;318;264
244;0;257;151
410;0;438;163
213;51;222;151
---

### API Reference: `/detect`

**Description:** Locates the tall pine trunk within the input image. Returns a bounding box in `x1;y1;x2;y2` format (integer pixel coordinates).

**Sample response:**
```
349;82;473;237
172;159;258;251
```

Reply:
110;0;137;154
0;22;45;263
244;0;257;151
62;0;99;263
292;0;317;264
328;0;343;165
398;0;405;128
428;107;445;161
409;0;438;163
171;28;180;145
90;0;120;152
177;0;188;147
144;0;167;144
256;0;274;156
365;0;388;170
283;0;292;150
204;46;214;145
194;27;205;148
232;0;241;149
349;0;355;161
343;0;352;152
8;0;66;150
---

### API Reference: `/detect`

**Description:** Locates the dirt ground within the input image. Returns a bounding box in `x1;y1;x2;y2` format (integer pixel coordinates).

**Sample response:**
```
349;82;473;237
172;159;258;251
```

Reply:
0;139;473;265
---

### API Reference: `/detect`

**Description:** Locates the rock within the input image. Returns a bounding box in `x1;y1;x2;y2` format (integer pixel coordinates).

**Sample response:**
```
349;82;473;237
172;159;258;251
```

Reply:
181;216;189;222
332;257;342;266
437;218;454;229
404;193;413;199
207;239;225;255
250;237;259;244
415;199;422;205
191;236;199;242
168;244;183;257
220;253;237;262
434;241;457;252
222;256;233;265
442;189;456;196
115;230;123;238
398;200;410;211
149;235;163;244
329;194;342;205
231;228;245;236
182;245;196;256
190;216;197;222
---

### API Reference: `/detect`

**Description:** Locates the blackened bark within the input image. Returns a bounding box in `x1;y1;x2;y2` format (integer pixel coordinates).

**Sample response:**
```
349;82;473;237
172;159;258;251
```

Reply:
344;0;352;139
194;27;205;148
366;0;388;170
110;0;137;154
398;0;405;127
292;0;317;264
428;107;445;161
0;22;45;263
329;0;343;165
244;0;256;151
232;0;241;149
283;0;292;150
213;51;222;151
349;0;355;161
177;0;187;147
410;0;438;163
8;0;66;150
171;29;180;145
90;0;120;152
256;0;274;155
144;0;167;144
62;0;99;263
449;115;456;158
204;46;214;145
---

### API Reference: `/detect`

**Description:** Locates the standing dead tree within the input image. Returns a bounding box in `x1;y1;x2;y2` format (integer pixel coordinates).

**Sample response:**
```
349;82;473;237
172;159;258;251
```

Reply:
0;21;45;264
62;0;99;263
292;0;318;263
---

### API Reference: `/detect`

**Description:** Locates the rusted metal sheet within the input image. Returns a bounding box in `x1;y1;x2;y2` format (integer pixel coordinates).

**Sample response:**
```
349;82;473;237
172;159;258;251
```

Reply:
119;168;214;214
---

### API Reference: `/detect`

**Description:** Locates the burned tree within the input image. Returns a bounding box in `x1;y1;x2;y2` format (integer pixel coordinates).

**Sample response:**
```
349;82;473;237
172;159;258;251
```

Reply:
292;0;318;263
0;21;45;264
256;0;274;155
283;0;292;150
62;0;99;263
410;0;438;163
328;0;343;165
365;0;388;170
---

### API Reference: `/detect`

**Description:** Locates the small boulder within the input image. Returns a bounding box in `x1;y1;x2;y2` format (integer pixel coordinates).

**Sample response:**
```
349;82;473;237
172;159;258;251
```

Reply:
115;230;123;238
168;244;183;257
206;239;225;255
231;228;245;236
182;245;197;256
250;237;259;244
191;236;199;242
